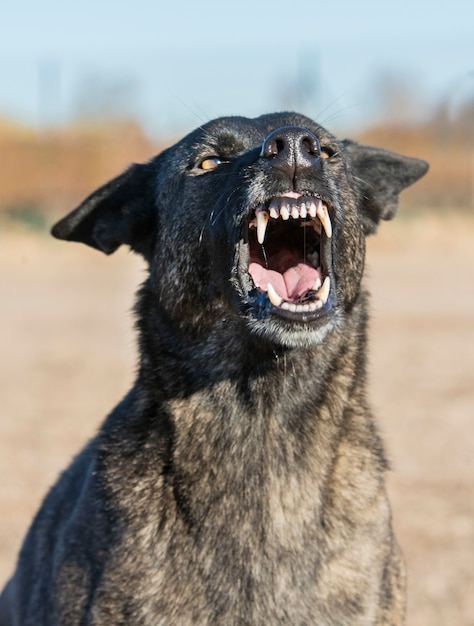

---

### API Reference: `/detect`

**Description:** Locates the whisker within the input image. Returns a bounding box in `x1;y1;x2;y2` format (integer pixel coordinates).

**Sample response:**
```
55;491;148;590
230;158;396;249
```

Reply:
168;90;209;130
315;92;363;128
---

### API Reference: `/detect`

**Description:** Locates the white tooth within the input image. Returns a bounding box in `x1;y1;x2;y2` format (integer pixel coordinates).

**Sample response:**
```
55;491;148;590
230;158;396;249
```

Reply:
291;205;299;219
317;203;332;238
308;300;323;311
316;276;330;304
311;276;322;291
281;302;298;312
280;205;290;220
308;201;317;218
307;250;319;266
269;199;279;219
267;283;283;307
256;208;269;244
299;203;307;218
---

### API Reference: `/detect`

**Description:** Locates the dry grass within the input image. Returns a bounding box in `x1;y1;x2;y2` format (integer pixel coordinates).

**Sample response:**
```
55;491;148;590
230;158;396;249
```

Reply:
0;211;473;625
0;119;162;217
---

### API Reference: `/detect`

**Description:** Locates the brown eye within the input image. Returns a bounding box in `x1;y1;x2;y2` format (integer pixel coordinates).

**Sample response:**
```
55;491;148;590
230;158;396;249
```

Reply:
199;156;222;171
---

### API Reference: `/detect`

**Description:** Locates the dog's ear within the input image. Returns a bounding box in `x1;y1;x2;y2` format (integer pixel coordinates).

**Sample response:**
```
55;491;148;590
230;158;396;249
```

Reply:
51;162;156;258
342;140;429;234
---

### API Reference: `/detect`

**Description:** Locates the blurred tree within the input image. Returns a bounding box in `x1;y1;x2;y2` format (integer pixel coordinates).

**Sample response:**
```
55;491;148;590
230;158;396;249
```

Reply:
37;58;62;128
455;99;474;144
372;70;424;125
73;72;140;123
275;47;322;115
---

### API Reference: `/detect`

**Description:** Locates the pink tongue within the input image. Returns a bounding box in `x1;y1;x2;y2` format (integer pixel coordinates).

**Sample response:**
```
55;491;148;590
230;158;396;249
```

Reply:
249;262;320;301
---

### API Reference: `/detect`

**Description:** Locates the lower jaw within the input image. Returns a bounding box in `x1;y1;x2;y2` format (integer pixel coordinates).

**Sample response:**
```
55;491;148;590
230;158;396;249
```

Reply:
245;286;334;325
243;304;339;349
266;296;334;323
247;270;333;319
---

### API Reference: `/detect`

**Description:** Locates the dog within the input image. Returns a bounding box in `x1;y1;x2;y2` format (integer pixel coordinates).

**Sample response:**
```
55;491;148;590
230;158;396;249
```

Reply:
0;112;428;625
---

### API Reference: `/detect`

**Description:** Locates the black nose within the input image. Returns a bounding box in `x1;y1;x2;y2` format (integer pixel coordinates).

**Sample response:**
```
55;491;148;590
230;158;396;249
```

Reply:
260;126;321;171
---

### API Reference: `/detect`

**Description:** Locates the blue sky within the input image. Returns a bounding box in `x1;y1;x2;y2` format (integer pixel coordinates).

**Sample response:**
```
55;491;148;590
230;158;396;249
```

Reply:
1;0;473;136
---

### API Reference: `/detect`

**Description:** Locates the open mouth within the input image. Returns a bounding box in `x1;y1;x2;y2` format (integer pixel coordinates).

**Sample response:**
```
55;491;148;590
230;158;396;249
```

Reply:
247;191;333;320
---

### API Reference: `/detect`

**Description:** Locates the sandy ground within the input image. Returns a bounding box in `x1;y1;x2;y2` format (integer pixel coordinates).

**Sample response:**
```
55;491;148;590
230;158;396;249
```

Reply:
0;212;473;625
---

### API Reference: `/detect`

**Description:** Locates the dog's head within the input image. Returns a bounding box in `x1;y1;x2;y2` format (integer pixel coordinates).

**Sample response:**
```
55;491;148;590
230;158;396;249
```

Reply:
52;113;428;348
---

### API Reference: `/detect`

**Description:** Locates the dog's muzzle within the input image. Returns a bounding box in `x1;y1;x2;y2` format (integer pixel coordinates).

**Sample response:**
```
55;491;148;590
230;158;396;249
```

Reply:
242;126;334;323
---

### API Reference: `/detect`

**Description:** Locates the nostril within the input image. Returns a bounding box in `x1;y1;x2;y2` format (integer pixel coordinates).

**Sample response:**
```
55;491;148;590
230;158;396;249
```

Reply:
301;135;321;156
261;136;286;159
275;138;285;154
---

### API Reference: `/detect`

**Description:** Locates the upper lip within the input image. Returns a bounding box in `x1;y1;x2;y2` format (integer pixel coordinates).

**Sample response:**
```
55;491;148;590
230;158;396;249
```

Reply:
244;191;334;320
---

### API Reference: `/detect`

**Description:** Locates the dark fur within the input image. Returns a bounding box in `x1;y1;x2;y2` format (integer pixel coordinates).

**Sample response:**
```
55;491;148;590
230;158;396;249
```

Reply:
0;113;428;625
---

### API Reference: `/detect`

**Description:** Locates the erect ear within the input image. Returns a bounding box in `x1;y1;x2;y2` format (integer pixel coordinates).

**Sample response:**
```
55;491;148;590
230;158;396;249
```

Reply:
51;161;157;259
342;140;429;234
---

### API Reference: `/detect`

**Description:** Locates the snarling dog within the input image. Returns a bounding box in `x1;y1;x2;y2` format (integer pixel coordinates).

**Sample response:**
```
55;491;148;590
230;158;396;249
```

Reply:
0;113;428;625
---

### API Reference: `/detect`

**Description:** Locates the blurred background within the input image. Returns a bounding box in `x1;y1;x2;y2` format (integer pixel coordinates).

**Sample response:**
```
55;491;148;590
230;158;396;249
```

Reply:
0;1;473;624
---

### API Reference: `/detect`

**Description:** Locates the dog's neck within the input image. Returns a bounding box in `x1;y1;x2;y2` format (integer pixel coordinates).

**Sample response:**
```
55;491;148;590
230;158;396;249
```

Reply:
132;284;375;488
100;285;387;597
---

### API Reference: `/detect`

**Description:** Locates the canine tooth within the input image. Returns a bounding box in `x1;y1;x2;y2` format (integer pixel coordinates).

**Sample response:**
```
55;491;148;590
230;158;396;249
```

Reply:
317;203;332;238
316;276;330;304
256;208;269;244
267;283;283;307
280;205;290;220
